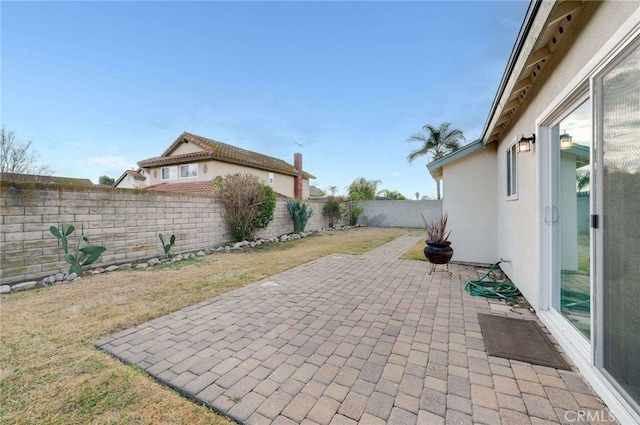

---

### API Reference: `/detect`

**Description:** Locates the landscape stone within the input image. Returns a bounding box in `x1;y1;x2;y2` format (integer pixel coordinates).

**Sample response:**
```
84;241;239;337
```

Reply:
0;285;11;294
105;265;119;272
12;281;37;292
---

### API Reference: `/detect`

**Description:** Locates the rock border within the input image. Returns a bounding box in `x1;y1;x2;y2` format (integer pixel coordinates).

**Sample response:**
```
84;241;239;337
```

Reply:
0;226;360;295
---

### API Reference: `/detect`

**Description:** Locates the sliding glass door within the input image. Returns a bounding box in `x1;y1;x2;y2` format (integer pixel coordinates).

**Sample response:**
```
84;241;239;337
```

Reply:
595;38;640;412
550;101;592;340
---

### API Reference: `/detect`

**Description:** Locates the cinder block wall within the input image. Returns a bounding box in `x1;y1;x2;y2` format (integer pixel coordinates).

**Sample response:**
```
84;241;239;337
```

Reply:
2;182;433;285
0;182;339;285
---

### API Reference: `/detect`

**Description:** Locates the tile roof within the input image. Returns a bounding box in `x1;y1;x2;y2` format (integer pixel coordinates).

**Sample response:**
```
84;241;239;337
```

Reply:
127;170;146;180
137;132;315;179
145;181;215;193
145;179;290;199
113;169;147;187
0;172;94;186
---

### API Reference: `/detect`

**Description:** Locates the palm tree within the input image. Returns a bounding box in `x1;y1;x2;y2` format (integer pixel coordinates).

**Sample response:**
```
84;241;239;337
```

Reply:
407;122;465;200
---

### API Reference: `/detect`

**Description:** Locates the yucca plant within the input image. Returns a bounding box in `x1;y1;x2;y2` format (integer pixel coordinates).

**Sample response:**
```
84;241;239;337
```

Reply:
286;199;314;233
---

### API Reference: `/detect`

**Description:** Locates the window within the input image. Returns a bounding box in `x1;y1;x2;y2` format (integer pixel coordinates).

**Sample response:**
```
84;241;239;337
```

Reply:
268;172;274;185
180;164;198;179
161;167;177;181
506;142;518;199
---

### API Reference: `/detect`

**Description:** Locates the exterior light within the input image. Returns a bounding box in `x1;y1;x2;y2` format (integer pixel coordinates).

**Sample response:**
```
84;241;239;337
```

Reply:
518;134;536;153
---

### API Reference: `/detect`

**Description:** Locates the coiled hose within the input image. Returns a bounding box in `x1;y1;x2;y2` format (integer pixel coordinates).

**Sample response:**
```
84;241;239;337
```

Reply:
464;260;521;303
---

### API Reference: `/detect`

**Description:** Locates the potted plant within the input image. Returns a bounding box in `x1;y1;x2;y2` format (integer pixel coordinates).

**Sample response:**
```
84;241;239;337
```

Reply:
421;212;454;273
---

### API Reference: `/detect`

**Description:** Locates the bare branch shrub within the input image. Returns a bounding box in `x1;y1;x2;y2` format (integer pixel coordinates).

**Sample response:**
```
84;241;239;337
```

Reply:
213;173;276;241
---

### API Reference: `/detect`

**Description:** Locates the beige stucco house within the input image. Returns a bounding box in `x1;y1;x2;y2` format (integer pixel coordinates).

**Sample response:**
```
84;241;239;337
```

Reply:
136;132;315;199
113;169;148;189
428;1;639;422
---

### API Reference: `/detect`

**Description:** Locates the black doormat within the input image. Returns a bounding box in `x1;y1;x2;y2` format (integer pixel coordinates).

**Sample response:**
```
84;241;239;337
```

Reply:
478;313;572;370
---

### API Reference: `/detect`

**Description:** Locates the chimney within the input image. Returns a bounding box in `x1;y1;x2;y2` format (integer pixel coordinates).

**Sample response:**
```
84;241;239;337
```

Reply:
294;152;303;199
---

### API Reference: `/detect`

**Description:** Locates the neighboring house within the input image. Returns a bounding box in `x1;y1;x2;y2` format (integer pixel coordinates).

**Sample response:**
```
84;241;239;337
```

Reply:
428;2;639;422
137;132;315;199
0;172;94;186
309;185;326;198
113;169;148;189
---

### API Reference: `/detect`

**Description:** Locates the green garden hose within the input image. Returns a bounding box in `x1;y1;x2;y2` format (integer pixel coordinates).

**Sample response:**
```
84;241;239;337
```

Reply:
464;260;522;303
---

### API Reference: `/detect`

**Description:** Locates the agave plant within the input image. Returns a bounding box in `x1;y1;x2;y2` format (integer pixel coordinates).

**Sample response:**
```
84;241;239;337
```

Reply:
286;199;314;233
49;221;107;275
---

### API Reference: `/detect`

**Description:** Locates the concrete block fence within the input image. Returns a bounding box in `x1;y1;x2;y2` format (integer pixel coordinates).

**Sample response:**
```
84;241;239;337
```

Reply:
0;182;340;286
0;181;438;286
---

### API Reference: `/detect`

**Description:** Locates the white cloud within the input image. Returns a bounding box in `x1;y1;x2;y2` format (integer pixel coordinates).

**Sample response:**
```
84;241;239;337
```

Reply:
390;171;402;177
84;155;134;169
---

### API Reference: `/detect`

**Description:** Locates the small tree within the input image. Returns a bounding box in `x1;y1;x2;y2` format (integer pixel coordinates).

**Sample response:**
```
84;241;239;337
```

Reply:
99;175;115;186
347;177;381;201
346;178;380;225
0;128;53;175
213;173;276;241
322;196;344;228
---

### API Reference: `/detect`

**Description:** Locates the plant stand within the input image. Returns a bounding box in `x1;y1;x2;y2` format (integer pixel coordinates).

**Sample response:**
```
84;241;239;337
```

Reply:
429;262;452;276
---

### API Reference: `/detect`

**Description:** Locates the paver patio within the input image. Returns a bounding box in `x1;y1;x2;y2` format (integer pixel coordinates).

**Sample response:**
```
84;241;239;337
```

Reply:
96;235;614;424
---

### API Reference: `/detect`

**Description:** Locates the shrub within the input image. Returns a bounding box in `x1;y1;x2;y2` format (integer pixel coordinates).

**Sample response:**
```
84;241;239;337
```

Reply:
348;200;363;226
322;197;344;228
213;173;276;241
286;199;314;233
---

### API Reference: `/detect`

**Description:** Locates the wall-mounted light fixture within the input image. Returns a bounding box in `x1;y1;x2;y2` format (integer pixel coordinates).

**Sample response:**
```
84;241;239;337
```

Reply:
518;134;536;153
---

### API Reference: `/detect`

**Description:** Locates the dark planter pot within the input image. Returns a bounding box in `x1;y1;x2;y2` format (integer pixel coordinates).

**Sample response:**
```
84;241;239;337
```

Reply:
423;241;454;264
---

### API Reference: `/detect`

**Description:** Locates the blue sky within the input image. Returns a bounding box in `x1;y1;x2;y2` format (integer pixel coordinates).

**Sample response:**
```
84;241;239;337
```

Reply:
1;1;528;198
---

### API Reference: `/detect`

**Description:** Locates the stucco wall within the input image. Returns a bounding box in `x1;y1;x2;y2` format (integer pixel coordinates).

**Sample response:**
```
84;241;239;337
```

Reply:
0;182;334;285
442;144;498;264
144;159;311;199
493;1;638;309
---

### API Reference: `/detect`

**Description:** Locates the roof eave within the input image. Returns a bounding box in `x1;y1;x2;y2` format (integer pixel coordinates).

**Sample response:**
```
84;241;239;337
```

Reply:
481;1;587;146
481;0;543;145
139;154;315;179
426;139;485;180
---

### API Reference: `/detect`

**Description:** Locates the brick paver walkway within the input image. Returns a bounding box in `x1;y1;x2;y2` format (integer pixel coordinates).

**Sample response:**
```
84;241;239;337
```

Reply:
96;235;614;424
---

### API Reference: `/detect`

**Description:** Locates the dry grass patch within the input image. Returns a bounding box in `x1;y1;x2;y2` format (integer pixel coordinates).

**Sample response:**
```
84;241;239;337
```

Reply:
0;227;407;424
401;234;429;262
